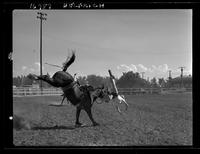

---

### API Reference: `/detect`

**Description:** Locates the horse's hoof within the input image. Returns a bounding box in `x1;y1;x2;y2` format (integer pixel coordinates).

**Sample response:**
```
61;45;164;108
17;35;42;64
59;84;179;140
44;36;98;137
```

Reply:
93;122;100;127
75;123;85;127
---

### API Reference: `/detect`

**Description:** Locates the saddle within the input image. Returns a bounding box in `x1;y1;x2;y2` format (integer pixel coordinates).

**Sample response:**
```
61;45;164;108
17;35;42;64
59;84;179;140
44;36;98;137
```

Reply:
61;81;93;105
62;81;92;94
61;81;78;92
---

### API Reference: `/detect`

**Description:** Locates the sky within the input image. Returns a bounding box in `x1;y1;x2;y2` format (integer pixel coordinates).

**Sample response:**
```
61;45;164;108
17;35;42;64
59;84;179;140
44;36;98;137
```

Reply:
13;9;192;80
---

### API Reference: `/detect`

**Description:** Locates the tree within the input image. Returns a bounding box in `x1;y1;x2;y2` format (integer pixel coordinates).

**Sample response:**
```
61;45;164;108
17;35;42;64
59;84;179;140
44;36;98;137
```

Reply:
13;76;22;87
135;72;140;78
22;76;33;86
150;77;158;87
158;78;166;87
87;74;104;87
102;76;112;88
116;71;148;88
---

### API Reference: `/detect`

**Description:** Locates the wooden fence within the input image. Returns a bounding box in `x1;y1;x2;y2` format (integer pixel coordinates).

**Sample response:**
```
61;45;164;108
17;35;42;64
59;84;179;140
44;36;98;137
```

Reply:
13;87;192;97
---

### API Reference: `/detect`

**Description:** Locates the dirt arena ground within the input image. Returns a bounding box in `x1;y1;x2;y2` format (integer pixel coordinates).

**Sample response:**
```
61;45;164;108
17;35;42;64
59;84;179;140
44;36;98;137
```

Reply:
13;93;192;146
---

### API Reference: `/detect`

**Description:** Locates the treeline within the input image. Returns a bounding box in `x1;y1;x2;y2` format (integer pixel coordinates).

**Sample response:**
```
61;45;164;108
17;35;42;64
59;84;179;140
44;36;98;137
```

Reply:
13;71;167;88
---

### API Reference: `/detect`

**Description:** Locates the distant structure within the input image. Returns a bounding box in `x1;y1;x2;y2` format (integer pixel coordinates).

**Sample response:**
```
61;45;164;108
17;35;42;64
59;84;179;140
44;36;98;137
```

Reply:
179;66;185;78
167;70;172;87
166;67;192;89
178;66;186;88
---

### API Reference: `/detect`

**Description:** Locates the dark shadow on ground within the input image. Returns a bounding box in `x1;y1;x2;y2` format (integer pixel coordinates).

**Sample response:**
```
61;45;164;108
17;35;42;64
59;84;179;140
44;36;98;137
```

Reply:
48;104;63;107
48;104;72;107
32;124;92;130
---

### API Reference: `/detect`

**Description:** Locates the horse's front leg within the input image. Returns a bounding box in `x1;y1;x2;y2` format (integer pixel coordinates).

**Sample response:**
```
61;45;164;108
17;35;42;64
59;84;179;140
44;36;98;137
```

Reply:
75;107;83;127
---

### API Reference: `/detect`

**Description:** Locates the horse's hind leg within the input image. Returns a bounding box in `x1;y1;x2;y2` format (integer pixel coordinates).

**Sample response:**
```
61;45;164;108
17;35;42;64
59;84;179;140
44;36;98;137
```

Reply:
84;107;99;126
60;95;65;105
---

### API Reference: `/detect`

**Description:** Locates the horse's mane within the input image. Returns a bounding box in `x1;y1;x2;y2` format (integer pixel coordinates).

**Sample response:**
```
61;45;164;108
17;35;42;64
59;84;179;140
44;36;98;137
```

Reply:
62;52;76;72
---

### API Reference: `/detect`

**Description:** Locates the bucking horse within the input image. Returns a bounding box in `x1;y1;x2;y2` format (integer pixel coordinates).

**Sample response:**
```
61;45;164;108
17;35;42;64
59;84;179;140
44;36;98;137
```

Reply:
28;51;109;127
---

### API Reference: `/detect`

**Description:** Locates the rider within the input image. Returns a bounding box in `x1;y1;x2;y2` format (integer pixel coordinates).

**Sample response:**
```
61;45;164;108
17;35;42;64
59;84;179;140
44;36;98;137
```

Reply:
108;70;118;99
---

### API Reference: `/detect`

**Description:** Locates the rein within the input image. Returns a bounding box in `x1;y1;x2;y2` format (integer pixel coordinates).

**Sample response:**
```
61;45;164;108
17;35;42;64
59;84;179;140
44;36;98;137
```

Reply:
45;63;63;69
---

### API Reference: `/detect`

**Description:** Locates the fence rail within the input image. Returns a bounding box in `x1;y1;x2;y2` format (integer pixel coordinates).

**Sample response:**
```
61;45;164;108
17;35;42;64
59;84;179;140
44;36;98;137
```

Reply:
13;88;63;96
13;87;192;97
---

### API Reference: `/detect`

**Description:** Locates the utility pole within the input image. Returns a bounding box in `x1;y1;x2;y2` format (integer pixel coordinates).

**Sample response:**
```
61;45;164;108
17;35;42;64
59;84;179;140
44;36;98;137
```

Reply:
178;66;185;88
168;70;172;88
168;70;172;79
37;12;47;95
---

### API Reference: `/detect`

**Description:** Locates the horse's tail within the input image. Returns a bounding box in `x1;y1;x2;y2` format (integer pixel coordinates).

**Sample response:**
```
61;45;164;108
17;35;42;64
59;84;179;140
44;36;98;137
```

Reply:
62;51;76;72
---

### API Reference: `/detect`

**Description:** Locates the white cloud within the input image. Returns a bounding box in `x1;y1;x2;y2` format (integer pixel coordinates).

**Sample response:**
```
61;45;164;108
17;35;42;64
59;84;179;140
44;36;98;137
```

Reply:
137;64;148;72
150;64;169;73
30;68;35;72
117;64;132;72
22;66;27;71
148;68;153;73
117;63;174;77
130;64;137;72
152;65;157;70
184;70;192;75
117;63;191;79
158;64;169;72
117;64;138;72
